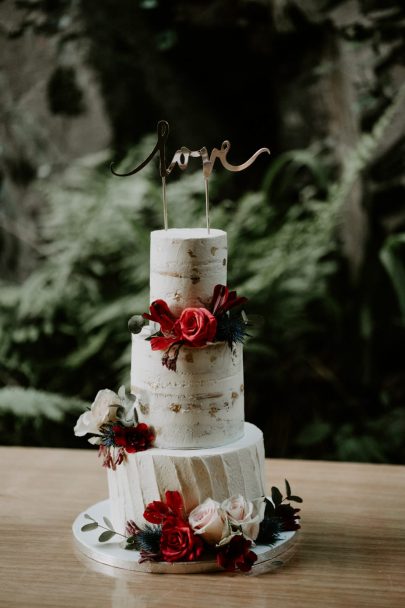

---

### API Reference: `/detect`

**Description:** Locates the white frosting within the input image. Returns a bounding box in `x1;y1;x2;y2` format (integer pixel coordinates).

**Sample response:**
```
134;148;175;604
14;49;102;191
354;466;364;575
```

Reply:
150;228;227;315
108;422;266;534
131;327;244;448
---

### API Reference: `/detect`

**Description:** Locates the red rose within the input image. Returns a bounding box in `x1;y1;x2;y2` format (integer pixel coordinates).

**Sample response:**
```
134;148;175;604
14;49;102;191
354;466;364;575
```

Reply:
144;490;185;525
177;307;217;347
216;535;258;573
112;423;154;453
142;299;177;334
160;517;204;562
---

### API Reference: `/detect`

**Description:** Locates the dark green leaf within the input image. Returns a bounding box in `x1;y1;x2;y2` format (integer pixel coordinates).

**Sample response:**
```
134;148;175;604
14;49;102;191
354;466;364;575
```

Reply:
81;522;98;532
285;479;291;498
133;406;139;425
125;536;139;551
271;486;283;507
98;530;116;542
144;331;162;342
103;516;114;530
288;495;303;503
264;497;275;517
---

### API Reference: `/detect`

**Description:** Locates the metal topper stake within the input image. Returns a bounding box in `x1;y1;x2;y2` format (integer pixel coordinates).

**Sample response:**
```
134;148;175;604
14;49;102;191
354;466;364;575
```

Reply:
110;120;270;233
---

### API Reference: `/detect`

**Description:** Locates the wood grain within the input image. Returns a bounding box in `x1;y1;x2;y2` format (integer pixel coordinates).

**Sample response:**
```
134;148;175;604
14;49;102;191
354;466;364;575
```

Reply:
1;447;404;608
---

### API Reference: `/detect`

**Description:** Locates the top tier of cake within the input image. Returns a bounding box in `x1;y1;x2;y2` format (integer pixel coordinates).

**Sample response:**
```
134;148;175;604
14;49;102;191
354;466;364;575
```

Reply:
131;227;244;449
150;228;227;314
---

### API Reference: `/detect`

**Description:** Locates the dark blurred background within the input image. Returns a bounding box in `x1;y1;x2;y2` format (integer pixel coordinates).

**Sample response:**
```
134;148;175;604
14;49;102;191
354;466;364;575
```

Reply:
1;0;404;462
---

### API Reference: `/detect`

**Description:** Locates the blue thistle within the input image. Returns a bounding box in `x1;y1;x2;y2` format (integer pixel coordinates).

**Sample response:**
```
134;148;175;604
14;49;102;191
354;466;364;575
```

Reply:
126;524;162;555
216;314;248;348
99;423;116;447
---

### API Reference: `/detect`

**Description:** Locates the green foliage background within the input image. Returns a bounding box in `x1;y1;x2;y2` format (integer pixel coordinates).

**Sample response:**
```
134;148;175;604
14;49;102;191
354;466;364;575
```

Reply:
1;1;404;462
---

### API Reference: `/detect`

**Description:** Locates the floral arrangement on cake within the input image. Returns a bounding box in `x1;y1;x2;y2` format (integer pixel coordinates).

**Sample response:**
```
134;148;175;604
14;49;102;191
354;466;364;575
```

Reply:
128;284;248;371
74;387;154;470
81;481;302;573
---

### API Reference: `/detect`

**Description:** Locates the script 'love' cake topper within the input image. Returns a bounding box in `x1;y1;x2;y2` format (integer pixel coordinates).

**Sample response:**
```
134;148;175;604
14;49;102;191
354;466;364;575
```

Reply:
110;120;270;233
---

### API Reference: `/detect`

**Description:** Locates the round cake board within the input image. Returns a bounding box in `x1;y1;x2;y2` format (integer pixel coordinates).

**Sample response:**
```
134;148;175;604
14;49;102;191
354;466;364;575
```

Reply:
72;499;299;575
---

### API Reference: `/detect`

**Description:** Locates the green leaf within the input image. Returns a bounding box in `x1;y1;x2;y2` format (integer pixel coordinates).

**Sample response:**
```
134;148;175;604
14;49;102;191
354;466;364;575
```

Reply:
84;514;94;520
288;495;303;503
264;497;275;517
103;516;114;530
133;405;139;425
125;536;139;551
271;486;283;507
285;479;291;498
98;530;116;542
81;522;98;532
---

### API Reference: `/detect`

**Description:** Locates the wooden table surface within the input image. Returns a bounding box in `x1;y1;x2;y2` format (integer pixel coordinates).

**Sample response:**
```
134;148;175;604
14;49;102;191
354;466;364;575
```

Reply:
0;447;404;608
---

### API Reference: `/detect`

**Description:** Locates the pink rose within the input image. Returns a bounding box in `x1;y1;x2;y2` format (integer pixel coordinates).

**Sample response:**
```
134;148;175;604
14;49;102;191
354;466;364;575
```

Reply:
221;496;265;542
188;498;227;545
177;307;217;347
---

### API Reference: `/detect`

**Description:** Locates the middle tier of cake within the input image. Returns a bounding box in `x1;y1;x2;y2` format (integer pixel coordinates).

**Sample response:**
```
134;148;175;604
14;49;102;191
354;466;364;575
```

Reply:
131;327;245;449
107;422;266;534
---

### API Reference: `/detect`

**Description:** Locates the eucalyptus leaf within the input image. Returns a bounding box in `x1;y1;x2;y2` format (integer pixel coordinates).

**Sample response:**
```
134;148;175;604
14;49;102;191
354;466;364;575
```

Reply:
103;516;114;530
81;522;98;532
84;513;94;520
98;530;116;542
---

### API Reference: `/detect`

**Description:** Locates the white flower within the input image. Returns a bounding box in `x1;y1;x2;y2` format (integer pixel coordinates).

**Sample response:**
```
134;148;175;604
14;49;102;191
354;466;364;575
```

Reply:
221;495;266;542
74;389;120;438
188;498;228;545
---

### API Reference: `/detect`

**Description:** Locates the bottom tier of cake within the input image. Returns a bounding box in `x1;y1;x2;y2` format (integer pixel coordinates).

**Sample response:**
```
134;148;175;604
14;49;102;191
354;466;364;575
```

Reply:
107;422;266;534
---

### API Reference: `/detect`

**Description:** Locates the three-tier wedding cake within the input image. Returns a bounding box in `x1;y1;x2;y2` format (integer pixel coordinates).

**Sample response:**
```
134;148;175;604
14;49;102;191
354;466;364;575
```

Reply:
107;227;266;534
73;125;301;573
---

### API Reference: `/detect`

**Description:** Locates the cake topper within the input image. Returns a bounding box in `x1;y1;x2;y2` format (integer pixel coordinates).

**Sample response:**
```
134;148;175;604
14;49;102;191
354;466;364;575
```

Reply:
111;120;270;233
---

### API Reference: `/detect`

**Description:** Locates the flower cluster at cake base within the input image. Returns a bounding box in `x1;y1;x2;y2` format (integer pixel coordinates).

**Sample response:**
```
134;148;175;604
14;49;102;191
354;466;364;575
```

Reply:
81;481;302;574
130;284;248;371
74;386;154;469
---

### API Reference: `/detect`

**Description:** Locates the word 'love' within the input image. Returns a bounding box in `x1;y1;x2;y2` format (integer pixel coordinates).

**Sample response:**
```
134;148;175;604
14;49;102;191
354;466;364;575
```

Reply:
111;121;270;180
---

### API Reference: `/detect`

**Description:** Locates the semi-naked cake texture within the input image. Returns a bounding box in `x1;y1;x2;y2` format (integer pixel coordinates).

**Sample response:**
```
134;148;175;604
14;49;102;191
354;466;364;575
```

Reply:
107;227;266;532
150;228;227;314
131;329;244;449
